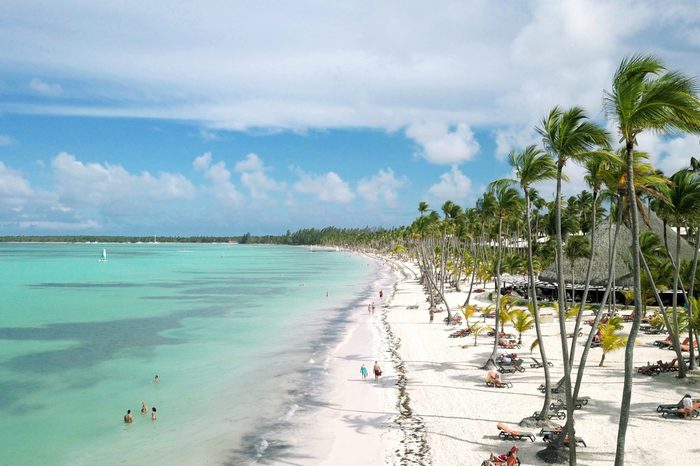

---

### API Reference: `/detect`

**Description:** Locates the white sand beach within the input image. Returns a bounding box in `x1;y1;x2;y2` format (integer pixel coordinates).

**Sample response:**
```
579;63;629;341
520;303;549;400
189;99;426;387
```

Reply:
305;254;699;466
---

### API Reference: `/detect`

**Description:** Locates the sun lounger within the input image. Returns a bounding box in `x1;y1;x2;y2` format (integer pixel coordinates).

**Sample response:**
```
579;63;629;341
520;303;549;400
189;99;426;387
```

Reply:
533;409;566;420
530;357;554;368
552;396;589;410
497;362;525;374
498;338;521;349
660;358;678;372
662;402;700;418
680;338;698;352
497;423;535;442
543;433;587;447
486;380;513;389
654;336;672;348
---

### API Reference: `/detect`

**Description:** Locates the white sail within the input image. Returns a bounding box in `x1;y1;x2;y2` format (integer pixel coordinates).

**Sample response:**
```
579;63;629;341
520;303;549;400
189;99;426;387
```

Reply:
99;248;108;262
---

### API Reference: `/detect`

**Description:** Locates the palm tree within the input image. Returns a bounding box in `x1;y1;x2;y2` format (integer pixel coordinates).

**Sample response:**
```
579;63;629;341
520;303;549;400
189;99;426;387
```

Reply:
498;144;557;419
598;316;627;366
483;182;523;368
537;106;609;464
662;169;700;372
512;308;535;345
418;201;429;217
603;54;700;466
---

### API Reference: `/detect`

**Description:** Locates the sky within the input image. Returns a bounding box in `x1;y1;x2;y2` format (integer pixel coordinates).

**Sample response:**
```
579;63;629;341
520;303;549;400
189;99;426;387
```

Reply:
1;0;700;235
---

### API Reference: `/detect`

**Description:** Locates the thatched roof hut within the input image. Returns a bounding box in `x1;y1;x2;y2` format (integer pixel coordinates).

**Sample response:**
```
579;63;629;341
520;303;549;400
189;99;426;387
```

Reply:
539;211;696;287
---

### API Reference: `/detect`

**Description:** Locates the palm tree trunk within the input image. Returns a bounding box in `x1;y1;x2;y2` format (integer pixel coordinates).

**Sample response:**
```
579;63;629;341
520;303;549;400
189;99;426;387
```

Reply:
526;190;552;419
614;143;644;466
554;166;576;463
573;196;622;402
599;353;605;367
485;216;504;368
690;227;700;368
569;191;598;366
463;241;479;307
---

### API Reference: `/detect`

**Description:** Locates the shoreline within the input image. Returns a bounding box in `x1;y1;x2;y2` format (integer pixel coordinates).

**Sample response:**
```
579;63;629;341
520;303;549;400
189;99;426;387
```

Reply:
296;250;700;466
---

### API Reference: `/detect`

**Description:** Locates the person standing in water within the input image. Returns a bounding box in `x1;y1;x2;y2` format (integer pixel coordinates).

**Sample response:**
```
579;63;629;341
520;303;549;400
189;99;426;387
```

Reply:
124;410;134;423
360;364;368;381
153;375;160;383
140;402;148;415
151;407;157;421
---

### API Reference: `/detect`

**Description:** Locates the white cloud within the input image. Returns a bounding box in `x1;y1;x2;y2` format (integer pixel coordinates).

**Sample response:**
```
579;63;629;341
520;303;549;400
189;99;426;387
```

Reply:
406;122;480;165
199;128;220;141
0;161;33;204
28;78;63;96
234;153;265;172
192;152;213;171
427;166;473;202
19;220;100;231
52;153;195;208
494;126;541;159
293;169;354;203
357;168;406;206
0;134;12;145
1;1;693;134
231;153;285;200
636;132;700;176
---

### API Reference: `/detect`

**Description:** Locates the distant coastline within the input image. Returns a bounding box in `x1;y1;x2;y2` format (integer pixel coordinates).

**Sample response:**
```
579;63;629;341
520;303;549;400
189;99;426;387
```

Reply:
0;226;391;245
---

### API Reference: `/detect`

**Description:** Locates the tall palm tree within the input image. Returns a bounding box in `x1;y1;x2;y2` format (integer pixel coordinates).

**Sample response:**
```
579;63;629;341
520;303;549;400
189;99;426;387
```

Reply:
499;145;557;419
568;154;611;366
662;169;700;372
537;106;609;464
483;182;523;367
603;54;700;466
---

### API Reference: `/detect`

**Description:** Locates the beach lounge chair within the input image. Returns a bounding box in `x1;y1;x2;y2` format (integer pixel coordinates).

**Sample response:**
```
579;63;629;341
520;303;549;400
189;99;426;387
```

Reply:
654;335;672;348
657;396;687;413
530;357;554;368
660;358;678;372
496;353;519;364
552;396;589;410
538;377;564;394
680;338;698;352
638;360;663;376
498;338;521;349
497;361;525;374
481;445;521;466
543;432;587;447
486;380;513;389
533;409;566;420
497;423;535;442
662;402;700;418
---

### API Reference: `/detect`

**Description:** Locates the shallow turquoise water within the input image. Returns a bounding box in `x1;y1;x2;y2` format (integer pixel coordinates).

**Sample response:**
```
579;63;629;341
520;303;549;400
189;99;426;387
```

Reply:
0;243;376;465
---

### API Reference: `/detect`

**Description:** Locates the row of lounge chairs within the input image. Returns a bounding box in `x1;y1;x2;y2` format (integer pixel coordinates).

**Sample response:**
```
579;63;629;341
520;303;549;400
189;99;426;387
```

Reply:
637;359;678;375
496;423;587;447
654;336;698;352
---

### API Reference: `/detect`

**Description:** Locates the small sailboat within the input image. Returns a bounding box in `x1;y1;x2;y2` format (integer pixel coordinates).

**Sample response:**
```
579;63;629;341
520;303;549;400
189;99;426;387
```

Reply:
98;248;108;262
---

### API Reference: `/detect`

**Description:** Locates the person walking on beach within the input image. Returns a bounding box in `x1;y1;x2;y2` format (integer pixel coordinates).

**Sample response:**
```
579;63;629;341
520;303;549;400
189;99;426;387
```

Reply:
124;409;134;423
379;290;383;300
140;402;148;415
373;361;382;381
361;364;368;381
368;303;372;314
151;406;157;421
429;308;434;323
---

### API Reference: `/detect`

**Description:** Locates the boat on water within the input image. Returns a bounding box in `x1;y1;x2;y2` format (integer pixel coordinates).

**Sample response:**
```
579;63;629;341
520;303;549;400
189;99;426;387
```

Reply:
98;248;108;262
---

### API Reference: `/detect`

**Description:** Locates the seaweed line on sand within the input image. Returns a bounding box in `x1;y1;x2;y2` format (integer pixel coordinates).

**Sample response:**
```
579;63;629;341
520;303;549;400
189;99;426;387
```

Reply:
381;280;431;466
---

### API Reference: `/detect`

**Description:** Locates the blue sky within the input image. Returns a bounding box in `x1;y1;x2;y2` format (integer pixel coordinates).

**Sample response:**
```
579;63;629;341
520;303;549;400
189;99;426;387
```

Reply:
1;1;699;235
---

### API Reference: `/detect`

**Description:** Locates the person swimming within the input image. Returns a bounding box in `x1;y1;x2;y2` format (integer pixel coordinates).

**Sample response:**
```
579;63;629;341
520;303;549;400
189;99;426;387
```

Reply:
140;402;148;414
124;409;133;423
151;406;157;421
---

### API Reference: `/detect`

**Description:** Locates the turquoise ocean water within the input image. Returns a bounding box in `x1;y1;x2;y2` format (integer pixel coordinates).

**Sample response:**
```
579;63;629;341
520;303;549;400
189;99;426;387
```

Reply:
0;243;378;465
